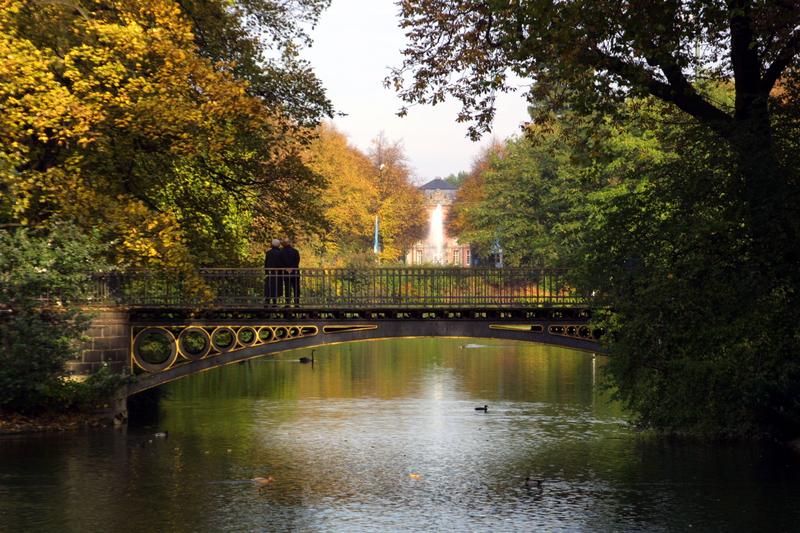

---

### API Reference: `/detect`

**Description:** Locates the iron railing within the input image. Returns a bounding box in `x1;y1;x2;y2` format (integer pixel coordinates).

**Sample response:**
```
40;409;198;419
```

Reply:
76;268;588;309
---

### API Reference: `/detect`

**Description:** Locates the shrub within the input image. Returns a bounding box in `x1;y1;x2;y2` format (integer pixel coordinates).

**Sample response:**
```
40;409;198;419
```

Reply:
0;225;109;413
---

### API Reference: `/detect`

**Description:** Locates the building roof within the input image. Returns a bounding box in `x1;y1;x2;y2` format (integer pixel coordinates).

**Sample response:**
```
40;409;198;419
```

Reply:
419;178;458;191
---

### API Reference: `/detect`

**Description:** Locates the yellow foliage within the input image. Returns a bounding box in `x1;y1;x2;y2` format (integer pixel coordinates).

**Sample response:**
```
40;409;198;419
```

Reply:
0;0;310;267
301;124;425;264
304;124;378;256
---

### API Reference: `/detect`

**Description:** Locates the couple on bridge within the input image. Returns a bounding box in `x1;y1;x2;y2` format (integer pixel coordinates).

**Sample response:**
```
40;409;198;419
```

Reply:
264;238;301;307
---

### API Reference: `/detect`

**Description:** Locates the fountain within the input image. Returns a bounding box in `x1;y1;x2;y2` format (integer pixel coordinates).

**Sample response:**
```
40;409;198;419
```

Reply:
427;203;445;263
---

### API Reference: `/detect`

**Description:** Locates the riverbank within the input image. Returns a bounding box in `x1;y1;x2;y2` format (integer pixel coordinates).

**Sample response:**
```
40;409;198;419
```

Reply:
0;411;114;435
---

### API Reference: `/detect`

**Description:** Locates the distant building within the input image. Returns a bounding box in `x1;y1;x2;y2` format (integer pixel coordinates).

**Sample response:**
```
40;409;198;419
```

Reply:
420;177;458;204
406;178;472;266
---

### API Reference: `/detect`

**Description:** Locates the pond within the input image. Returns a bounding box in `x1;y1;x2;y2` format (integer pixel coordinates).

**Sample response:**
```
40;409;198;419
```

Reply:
1;338;798;532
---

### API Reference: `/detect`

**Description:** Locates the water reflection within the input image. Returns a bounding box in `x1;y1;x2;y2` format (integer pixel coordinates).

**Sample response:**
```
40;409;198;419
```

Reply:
0;338;798;532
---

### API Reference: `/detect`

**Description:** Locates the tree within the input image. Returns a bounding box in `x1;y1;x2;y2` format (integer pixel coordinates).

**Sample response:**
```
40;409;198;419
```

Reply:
304;124;378;259
0;0;332;267
178;0;333;129
570;98;800;439
447;140;502;259
368;133;426;261
462;133;568;266
445;93;800;438
443;171;469;186
390;0;800;272
300;126;426;264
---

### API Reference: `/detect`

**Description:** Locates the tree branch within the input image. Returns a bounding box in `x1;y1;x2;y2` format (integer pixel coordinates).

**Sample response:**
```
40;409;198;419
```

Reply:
33;0;89;20
762;27;800;93
590;48;733;136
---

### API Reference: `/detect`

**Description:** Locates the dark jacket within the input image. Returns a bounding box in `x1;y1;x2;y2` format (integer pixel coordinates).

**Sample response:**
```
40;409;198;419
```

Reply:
281;245;300;269
264;247;284;269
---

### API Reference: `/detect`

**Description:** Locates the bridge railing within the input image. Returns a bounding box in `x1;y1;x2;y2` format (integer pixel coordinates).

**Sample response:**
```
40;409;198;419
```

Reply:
80;268;588;308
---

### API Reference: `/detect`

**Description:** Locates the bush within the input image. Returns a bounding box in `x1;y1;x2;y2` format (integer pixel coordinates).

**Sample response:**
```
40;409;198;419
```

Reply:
0;225;110;413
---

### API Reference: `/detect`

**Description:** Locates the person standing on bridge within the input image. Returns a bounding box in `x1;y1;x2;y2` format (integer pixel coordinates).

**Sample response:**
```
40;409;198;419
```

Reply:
264;239;285;307
281;238;301;306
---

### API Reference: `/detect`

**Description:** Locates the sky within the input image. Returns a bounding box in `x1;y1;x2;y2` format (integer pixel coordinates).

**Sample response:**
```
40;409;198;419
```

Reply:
301;0;531;183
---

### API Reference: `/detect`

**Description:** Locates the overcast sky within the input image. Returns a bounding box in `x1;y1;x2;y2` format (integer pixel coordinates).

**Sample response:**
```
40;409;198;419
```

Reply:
301;0;531;183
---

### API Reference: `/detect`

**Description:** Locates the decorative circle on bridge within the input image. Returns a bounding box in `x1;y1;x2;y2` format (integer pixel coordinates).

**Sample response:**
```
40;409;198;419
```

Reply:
288;326;300;338
257;327;274;342
274;326;288;340
178;327;212;360
211;327;236;352
133;327;178;373
236;326;257;347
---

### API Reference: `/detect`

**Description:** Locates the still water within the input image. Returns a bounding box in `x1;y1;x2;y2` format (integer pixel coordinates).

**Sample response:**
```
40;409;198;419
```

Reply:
1;338;798;532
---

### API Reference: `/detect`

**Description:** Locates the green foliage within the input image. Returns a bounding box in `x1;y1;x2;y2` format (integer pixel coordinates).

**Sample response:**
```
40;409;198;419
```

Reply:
392;1;800;303
0;225;108;308
456;127;573;266
0;307;90;413
390;1;799;142
575;108;800;438
137;331;174;365
443;171;469;186
182;0;333;128
0;225;111;413
448;96;800;439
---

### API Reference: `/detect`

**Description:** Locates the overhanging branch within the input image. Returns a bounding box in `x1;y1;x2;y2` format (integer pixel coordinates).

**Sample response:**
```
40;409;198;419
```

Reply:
762;27;800;93
589;48;733;136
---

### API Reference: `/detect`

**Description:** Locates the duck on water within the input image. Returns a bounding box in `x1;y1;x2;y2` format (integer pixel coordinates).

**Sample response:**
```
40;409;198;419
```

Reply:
299;349;316;364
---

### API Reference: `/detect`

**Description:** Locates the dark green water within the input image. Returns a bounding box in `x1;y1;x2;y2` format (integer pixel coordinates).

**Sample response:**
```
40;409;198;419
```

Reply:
1;338;798;532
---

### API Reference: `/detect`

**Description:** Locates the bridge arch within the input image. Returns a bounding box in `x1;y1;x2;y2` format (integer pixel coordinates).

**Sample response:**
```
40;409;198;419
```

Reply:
126;319;602;397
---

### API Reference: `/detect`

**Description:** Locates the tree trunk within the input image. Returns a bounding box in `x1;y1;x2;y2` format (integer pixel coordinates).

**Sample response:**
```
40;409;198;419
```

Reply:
729;100;799;278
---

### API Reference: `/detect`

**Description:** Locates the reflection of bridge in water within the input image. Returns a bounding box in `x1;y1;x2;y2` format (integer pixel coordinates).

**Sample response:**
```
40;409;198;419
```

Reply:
74;268;601;404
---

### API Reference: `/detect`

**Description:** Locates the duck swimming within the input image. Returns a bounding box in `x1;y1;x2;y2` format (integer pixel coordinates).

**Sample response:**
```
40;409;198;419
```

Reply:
299;349;316;364
524;476;543;489
474;405;488;412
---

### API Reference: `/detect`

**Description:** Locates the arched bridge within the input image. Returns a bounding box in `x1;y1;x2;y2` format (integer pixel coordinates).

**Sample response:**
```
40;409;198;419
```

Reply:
73;268;601;397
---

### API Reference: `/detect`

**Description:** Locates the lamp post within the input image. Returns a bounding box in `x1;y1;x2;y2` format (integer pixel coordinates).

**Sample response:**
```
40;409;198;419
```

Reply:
373;215;381;256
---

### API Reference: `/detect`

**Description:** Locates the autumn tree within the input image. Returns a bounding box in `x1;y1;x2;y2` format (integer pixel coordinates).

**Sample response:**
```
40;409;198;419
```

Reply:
300;126;425;264
0;0;332;267
303;124;378;260
368;133;426;261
